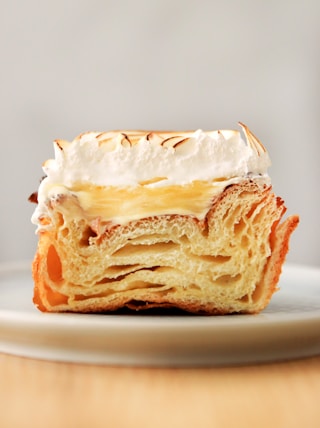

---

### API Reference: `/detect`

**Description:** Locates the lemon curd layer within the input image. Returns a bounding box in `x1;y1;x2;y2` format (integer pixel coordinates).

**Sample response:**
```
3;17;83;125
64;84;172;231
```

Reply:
43;180;237;225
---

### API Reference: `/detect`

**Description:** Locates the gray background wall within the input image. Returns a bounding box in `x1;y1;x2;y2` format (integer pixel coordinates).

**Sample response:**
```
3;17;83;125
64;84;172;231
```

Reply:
1;0;319;266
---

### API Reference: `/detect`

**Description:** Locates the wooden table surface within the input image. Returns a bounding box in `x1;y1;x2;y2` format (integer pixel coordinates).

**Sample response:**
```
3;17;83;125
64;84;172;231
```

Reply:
1;353;320;428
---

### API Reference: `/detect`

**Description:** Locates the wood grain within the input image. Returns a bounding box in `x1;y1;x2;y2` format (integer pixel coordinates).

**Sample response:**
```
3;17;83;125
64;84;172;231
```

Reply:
1;353;320;428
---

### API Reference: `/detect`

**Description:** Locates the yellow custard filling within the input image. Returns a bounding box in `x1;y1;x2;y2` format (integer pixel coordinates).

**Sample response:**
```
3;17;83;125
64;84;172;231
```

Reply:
47;180;230;225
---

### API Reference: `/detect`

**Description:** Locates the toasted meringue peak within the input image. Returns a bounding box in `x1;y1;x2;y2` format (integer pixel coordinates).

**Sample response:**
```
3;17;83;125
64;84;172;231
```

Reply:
40;124;270;187
238;122;267;156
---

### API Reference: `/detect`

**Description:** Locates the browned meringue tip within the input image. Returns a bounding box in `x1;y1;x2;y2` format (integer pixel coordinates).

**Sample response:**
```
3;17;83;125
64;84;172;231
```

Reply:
161;136;190;149
53;139;70;151
119;133;132;147
145;132;165;144
80;130;196;147
69;125;267;156
238;122;267;156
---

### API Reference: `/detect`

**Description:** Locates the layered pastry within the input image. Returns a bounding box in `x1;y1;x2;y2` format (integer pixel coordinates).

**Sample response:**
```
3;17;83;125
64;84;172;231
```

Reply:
30;123;299;314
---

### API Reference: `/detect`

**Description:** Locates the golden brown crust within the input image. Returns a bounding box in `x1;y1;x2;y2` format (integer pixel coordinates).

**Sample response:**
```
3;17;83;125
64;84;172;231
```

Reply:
32;181;299;314
259;213;299;308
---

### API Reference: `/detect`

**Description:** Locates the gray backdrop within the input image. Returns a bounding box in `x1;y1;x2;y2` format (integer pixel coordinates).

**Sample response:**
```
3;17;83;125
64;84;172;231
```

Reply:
1;0;319;266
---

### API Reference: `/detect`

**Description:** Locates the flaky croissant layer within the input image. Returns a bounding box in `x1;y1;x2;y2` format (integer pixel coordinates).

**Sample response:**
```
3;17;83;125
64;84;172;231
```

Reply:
32;181;299;314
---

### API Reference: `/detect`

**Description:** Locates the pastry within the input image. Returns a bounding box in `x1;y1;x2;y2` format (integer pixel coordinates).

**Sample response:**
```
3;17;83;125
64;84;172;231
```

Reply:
30;123;299;314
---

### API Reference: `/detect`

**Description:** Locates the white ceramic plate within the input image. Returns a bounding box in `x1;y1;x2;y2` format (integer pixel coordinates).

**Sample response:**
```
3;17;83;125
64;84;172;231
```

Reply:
0;262;319;366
